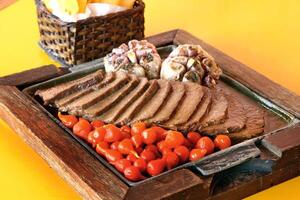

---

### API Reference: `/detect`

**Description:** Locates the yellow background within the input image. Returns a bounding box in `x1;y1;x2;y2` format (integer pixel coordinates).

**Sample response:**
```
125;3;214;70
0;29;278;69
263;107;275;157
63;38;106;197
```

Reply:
0;0;299;199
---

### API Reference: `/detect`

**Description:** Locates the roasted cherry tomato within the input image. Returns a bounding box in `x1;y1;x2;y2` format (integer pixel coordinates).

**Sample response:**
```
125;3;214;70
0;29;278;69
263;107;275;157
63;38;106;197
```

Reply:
126;154;138;163
141;128;157;144
104;124;122;142
91;120;105;129
157;140;171;153
120;130;131;139
174;145;190;163
87;127;106;147
131;133;143;148
110;141;120;151
118;139;139;157
145;144;160;157
133;158;147;172
120;125;131;134
58;112;78;129
114;159;132;173
165;131;185;148
140;150;156;162
131;122;147;136
187;132;201;145
182;138;192;149
124;166;145;181
135;146;143;154
151;126;167;141
73;118;92;140
163;152;179;170
195;136;215;155
189;149;207;161
105;149;123;163
95;141;110;156
214;135;231;150
147;159;165;176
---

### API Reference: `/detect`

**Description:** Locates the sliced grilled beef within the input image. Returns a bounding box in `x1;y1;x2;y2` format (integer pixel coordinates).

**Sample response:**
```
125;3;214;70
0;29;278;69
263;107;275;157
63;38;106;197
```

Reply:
198;90;228;129
161;82;204;130
116;80;159;125
36;70;104;104
99;78;149;123
131;80;171;123
177;87;212;131
55;72;115;108
147;81;185;124
83;75;140;118
64;72;129;115
228;104;264;142
201;94;246;135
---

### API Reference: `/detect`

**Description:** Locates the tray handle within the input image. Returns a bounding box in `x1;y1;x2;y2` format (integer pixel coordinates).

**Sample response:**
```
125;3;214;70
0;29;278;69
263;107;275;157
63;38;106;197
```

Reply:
193;143;260;176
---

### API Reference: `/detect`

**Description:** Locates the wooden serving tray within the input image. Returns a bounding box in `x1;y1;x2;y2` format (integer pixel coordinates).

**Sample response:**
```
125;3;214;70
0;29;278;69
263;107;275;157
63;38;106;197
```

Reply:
0;30;299;200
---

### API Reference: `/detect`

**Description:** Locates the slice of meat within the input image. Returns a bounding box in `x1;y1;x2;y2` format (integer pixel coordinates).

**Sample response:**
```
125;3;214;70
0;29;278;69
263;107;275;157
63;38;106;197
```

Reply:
99;78;149;123
147;81;185;124
36;70;104;104
198;89;228;129
64;72;129;115
83;75;140;119
55;72;115;108
131;80;172;123
201;94;247;135
177;87;212;131
228;104;264;142
161;82;204;130
115;80;159;125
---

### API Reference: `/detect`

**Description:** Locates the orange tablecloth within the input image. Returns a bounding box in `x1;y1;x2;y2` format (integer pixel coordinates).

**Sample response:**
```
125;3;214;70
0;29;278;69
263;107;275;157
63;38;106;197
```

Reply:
0;0;299;199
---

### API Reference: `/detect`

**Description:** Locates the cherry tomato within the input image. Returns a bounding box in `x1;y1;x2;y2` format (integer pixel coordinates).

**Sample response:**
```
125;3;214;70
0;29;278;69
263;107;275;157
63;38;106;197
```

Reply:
145;144;160;157
140;150;156;162
91;120;105;129
126;154;138;163
163;152;179;170
124;166;145;181
187;132;201;145
105;149;123;163
183;138;192;149
121;131;131;139
214;135;231;150
114;159;132;173
141;128;157;144
118;139;139;157
73;118;92;140
131;133;143;148
131;122;147;136
189;149;207;161
95;141;109;156
120;125;131;134
135;146;143;154
151;126;167;141
110;141;120;150
174;145;190;163
133;158;147;172
157;140;171;153
58;112;78;129
195;136;215;154
87;127;106;147
147;159;165;176
165;131;185;148
104;124;122;142
160;148;172;156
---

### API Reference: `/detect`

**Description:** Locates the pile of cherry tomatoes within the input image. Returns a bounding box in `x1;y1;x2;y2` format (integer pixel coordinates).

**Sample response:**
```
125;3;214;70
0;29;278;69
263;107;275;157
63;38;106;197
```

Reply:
58;112;232;182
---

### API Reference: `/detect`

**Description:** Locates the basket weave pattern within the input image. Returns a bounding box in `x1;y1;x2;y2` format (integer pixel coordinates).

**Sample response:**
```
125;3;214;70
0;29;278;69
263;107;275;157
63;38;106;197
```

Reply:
35;0;145;66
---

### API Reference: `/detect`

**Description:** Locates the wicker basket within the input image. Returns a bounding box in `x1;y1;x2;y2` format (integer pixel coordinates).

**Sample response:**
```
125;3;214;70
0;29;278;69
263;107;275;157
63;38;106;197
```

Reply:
35;0;145;66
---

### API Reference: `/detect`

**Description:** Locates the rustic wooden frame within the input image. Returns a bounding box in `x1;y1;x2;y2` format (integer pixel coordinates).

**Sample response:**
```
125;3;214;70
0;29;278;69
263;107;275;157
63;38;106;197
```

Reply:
0;30;299;200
